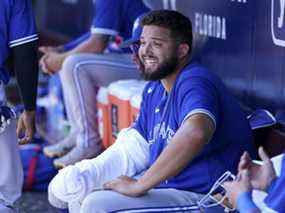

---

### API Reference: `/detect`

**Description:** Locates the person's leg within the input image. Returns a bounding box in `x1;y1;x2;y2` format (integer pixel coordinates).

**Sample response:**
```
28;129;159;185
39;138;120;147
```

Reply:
0;119;23;209
54;53;140;168
48;183;68;210
79;189;204;213
43;74;77;158
0;203;15;213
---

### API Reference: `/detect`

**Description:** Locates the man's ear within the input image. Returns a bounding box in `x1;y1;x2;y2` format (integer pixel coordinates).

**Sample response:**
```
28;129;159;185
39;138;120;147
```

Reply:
178;43;190;59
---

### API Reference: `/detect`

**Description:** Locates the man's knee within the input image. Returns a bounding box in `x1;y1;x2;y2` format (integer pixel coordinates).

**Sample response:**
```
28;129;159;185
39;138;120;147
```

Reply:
60;54;84;81
80;191;127;213
80;195;97;213
48;183;68;209
80;192;108;213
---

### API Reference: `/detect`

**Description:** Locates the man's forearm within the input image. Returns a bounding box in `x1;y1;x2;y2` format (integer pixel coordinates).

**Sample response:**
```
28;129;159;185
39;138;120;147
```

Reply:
13;40;38;111
137;114;215;193
62;32;91;51
62;34;109;59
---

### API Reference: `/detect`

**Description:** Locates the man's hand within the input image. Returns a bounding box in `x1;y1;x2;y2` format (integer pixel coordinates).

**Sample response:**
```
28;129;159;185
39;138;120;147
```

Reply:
39;54;53;74
223;170;252;208
16;110;36;144
40;52;65;74
39;45;65;74
238;147;276;191
103;176;147;197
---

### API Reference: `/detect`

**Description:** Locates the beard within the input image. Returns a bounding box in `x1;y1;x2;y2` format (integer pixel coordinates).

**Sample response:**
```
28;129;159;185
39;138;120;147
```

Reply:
139;54;179;81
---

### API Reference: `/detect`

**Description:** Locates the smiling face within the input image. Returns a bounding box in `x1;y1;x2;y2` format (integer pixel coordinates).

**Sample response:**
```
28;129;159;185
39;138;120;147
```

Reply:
138;25;180;81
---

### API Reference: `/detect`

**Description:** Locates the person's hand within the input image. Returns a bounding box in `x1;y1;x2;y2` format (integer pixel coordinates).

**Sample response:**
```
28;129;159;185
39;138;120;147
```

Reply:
238;147;276;191
16;110;36;144
103;176;147;197
39;54;54;74
41;52;65;74
39;46;65;74
223;170;252;208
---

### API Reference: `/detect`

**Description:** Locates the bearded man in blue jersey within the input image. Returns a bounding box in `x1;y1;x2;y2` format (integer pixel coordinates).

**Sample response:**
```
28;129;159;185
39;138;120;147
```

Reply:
0;0;38;211
48;10;256;212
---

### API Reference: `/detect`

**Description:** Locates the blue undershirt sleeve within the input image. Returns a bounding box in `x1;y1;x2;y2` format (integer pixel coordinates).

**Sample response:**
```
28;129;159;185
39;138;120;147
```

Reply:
237;191;260;213
91;0;121;36
63;32;91;51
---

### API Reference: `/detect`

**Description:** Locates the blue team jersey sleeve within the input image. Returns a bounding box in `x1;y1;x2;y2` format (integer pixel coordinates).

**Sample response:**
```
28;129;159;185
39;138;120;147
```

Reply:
175;75;219;129
264;155;285;212
9;0;38;48
91;0;121;36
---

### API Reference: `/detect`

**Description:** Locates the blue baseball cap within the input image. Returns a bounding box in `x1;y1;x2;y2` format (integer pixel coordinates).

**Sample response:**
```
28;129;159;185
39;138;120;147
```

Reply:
120;14;144;48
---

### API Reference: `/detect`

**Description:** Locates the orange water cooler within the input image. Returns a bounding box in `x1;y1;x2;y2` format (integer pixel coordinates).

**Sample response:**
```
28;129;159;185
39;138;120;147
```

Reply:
108;79;141;144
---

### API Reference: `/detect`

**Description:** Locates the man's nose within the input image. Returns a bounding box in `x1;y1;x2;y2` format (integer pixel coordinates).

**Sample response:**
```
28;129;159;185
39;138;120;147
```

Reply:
141;42;153;55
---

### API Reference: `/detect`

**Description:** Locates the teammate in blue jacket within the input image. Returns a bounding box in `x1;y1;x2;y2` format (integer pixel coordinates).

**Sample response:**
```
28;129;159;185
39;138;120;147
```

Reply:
40;0;150;168
48;10;257;212
224;147;285;213
0;0;38;211
40;0;149;72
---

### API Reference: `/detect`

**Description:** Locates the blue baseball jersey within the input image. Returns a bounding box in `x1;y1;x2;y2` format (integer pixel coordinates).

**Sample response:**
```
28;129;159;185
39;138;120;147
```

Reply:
133;62;257;194
0;0;38;84
91;0;149;41
265;155;285;212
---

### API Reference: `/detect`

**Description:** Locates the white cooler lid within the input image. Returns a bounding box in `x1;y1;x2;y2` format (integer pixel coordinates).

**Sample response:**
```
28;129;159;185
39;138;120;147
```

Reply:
130;81;148;108
130;93;142;109
108;79;141;101
97;87;109;104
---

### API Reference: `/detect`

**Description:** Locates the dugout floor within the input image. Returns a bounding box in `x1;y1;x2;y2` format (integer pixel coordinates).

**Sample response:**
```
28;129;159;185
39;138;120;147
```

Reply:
18;192;57;213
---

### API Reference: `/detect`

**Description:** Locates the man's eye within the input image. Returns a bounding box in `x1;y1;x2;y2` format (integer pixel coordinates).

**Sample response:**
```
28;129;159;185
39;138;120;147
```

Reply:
153;41;162;47
140;41;146;46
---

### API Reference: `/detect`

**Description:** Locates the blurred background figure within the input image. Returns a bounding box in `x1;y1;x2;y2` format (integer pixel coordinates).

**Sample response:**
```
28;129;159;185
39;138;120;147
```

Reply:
40;0;150;168
0;0;39;211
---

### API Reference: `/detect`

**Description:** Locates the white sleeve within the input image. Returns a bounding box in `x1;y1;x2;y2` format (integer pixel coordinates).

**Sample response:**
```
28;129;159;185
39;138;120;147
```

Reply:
49;128;149;203
252;189;278;213
271;153;284;177
253;153;284;177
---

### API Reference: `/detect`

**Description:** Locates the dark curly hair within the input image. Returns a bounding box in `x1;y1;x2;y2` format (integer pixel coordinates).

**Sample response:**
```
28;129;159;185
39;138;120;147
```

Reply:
141;10;192;53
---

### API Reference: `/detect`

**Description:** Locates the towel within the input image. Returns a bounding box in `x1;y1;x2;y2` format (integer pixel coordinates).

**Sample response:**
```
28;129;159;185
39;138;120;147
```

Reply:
49;128;149;204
